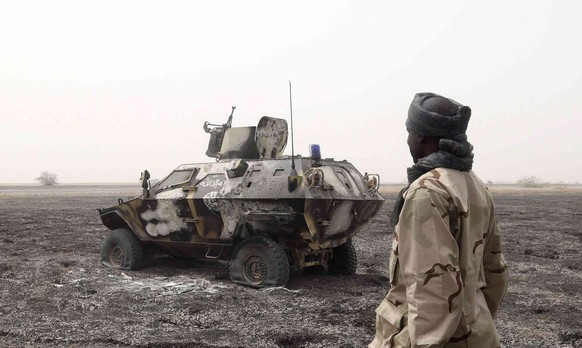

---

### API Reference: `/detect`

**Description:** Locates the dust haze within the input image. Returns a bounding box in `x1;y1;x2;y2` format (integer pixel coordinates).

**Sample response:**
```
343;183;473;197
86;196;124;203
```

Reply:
1;1;581;184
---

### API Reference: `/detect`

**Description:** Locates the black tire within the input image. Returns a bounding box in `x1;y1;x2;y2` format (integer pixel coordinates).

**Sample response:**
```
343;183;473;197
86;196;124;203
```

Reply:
141;243;158;260
101;229;144;270
329;241;357;275
229;236;289;288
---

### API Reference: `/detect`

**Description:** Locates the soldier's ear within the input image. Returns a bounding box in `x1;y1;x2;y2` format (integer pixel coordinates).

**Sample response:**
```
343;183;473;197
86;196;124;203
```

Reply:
417;135;425;144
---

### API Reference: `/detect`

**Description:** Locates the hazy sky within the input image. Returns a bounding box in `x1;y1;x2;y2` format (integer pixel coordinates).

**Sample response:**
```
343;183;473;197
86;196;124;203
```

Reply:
1;0;581;184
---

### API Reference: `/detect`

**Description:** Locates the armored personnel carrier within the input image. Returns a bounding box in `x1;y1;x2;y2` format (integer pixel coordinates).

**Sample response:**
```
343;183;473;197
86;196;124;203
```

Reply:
98;107;384;287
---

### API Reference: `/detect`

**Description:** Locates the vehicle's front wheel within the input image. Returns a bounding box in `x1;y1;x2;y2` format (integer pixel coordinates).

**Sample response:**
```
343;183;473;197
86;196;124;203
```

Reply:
329;241;357;275
229;236;289;288
101;229;144;270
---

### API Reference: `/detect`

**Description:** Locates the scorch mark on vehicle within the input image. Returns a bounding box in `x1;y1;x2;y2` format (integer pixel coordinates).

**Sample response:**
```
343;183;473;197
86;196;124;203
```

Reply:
141;200;187;237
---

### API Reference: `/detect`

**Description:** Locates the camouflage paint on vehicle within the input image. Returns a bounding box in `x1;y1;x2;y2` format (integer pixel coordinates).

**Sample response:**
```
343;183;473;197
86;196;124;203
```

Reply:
100;157;383;265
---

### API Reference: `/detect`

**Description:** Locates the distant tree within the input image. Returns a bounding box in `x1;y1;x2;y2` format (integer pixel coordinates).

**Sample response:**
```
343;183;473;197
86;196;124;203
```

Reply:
35;171;58;186
517;175;540;188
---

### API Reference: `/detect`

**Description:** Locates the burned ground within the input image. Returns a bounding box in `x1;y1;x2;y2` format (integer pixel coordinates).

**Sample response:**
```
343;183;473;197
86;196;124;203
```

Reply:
0;185;581;347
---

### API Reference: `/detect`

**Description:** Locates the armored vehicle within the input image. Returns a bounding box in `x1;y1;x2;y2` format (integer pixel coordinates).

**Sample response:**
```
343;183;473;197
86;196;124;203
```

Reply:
98;107;384;287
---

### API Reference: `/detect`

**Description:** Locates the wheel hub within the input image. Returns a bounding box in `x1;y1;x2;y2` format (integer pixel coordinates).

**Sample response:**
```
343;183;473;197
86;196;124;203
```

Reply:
110;245;125;268
243;255;267;285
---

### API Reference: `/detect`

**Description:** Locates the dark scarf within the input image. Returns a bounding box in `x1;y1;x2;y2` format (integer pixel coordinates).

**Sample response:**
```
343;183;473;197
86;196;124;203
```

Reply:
390;135;474;227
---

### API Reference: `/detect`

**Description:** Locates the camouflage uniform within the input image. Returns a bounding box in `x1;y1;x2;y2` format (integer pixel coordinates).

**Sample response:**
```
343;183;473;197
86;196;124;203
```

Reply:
370;168;508;348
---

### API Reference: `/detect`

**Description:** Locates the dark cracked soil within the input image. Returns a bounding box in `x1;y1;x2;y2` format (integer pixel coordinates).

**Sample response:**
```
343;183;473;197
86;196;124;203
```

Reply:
0;184;581;348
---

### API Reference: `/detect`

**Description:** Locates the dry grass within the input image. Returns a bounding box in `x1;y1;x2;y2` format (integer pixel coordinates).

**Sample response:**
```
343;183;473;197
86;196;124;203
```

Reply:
0;185;580;347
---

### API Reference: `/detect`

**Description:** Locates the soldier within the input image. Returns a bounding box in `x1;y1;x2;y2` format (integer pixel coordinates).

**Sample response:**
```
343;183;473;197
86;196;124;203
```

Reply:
369;93;508;347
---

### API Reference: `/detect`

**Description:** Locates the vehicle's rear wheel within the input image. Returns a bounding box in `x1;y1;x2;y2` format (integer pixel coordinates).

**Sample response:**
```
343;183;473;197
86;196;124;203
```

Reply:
101;229;144;270
229;236;289;288
329;241;357;275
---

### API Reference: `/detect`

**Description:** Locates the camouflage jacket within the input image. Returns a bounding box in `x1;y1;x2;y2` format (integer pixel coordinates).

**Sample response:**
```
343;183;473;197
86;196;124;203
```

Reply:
370;168;508;348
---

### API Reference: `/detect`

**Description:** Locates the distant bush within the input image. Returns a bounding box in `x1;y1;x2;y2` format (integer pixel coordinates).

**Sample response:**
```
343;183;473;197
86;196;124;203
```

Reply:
35;171;58;186
517;176;540;188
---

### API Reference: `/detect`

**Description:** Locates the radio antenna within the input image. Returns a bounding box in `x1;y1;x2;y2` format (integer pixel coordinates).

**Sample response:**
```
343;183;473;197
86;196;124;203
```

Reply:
289;80;297;174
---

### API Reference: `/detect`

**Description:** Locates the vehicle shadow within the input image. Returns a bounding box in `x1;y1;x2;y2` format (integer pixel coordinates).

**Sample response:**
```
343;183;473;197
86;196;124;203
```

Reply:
137;254;389;291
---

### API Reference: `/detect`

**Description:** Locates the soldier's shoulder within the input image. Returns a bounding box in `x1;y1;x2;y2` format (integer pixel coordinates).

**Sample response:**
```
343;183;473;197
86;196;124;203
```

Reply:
407;169;451;201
